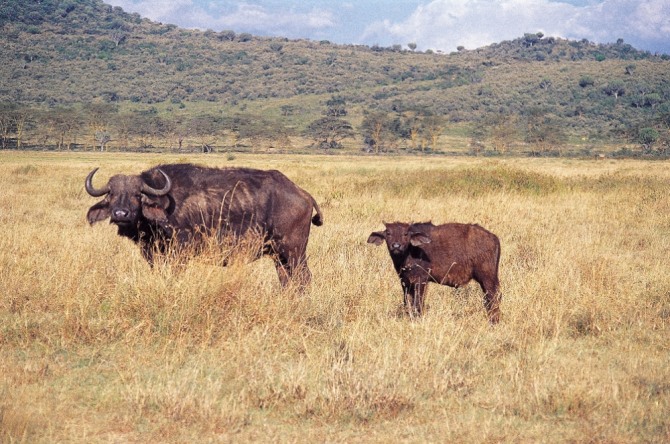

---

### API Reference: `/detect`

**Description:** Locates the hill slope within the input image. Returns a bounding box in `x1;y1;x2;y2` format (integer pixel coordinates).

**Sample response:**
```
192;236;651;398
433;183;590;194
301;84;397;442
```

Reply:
2;0;669;152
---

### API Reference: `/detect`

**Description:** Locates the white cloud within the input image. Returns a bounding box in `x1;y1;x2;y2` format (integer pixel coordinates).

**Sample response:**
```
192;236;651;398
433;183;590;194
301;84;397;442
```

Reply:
109;0;194;22
108;1;336;36
361;0;670;53
625;0;670;39
107;0;670;54
212;5;336;36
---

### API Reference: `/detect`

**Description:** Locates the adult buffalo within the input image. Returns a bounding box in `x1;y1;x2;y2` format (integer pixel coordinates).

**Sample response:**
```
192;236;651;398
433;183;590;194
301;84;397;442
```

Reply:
368;221;501;323
85;163;323;286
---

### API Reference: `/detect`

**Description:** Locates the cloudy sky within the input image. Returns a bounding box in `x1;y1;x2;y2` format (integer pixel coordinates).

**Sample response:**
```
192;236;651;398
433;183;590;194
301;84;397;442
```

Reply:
106;0;670;54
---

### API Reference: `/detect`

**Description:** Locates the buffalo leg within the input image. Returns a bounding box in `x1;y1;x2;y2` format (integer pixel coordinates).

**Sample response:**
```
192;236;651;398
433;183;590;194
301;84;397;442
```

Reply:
478;277;501;324
484;292;501;324
271;229;312;288
275;260;291;287
140;239;168;267
274;253;311;288
140;243;155;266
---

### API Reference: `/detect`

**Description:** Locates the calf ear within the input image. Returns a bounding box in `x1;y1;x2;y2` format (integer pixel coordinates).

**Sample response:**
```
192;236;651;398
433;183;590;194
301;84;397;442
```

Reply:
87;201;110;225
409;232;431;246
367;231;385;246
141;195;169;222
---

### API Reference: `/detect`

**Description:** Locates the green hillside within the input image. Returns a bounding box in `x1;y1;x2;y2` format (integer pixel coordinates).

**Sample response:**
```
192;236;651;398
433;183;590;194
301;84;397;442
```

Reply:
1;0;669;155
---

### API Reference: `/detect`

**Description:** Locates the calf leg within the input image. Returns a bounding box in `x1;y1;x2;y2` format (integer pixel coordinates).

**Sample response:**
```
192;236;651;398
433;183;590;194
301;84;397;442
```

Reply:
401;278;428;317
412;281;428;316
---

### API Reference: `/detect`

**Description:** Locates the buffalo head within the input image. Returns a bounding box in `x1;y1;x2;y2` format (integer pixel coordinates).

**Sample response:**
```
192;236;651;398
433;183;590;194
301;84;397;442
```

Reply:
85;168;172;227
367;222;431;256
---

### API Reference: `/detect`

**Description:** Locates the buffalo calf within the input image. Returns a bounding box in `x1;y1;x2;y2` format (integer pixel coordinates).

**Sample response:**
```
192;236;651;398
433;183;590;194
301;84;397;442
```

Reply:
368;221;501;323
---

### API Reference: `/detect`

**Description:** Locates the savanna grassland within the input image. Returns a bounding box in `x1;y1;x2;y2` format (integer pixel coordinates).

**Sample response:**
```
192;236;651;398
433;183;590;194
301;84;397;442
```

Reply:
1;151;669;443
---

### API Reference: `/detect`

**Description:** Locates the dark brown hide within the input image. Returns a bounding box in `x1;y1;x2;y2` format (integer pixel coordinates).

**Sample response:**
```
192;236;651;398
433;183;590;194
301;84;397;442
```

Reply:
368;221;501;323
86;163;323;286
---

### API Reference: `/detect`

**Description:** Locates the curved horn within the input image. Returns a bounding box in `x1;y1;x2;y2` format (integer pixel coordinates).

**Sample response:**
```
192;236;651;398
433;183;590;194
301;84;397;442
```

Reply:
141;169;171;196
85;168;110;197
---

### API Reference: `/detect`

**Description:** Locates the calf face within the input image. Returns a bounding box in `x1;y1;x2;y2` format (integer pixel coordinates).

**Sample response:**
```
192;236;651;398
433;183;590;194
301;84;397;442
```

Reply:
367;222;430;256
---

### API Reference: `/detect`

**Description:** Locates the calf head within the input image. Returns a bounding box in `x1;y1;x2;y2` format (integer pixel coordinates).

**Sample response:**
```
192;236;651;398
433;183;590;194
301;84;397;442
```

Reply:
367;222;431;256
85;168;172;227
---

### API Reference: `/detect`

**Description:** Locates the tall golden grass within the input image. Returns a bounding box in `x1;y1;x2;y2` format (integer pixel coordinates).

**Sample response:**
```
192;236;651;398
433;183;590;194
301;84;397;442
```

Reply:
1;151;668;442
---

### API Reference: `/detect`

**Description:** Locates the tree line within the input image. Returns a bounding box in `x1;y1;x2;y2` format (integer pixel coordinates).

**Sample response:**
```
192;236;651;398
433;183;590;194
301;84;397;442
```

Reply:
2;98;668;156
0;103;282;152
0;100;449;153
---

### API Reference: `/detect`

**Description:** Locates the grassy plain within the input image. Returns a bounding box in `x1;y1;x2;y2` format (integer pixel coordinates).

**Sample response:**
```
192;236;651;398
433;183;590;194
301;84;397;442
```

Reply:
1;151;668;443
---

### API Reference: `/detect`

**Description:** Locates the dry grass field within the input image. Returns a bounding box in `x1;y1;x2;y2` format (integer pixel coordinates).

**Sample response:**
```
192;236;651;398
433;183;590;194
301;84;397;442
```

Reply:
1;151;668;443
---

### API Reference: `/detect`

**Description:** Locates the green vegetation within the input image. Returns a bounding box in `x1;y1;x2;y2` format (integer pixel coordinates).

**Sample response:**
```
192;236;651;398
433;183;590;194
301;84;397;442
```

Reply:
1;1;670;155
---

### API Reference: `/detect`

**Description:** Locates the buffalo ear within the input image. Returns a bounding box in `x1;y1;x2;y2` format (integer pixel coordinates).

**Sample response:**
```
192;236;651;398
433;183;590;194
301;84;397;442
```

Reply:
367;231;386;246
409;232;431;246
87;201;110;225
141;195;169;222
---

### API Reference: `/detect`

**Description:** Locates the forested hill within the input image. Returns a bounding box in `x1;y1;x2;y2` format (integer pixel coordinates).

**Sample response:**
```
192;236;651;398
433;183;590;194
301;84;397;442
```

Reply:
2;0;670;154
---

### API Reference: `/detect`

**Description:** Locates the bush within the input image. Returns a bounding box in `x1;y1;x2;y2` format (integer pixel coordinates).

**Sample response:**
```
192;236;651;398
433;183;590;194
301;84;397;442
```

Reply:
637;127;659;152
579;76;595;88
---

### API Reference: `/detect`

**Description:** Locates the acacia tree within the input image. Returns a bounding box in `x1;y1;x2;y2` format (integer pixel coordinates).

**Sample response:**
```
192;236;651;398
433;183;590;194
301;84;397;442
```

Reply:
280;105;296;116
305;116;354;149
325;95;347;117
189;115;220;152
11;107;31;149
0;104;33;149
422;114;446;150
95;131;112;151
0;105;15;149
84;103;118;150
522;32;543;47
42;107;81;150
166;116;188;151
402;113;424;150
637;127;659;153
523;107;565;154
489;114;519;153
603;80;626;100
634;114;670;155
110;30;127;47
129;113;169;150
360;111;389;153
229;115;290;152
